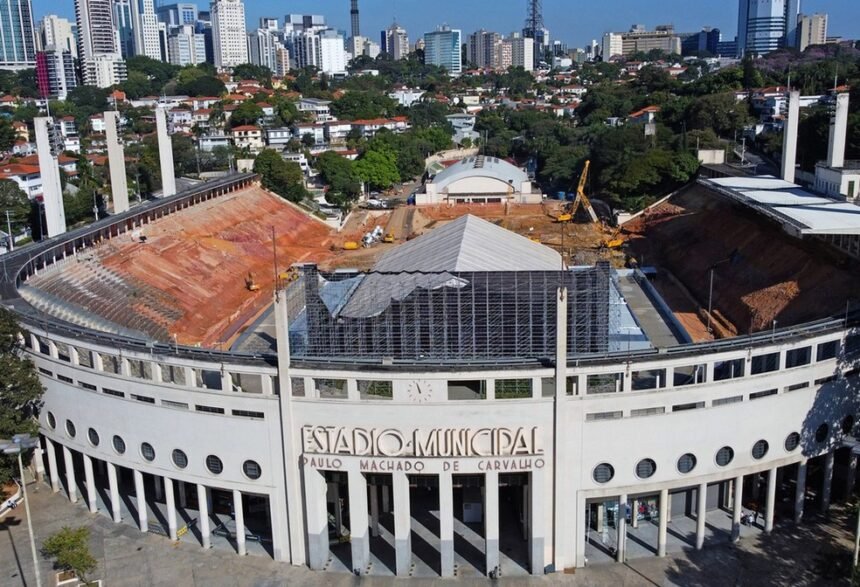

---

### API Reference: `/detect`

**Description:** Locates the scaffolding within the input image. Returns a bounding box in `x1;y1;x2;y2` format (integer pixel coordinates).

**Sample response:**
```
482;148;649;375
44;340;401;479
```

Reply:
284;264;613;363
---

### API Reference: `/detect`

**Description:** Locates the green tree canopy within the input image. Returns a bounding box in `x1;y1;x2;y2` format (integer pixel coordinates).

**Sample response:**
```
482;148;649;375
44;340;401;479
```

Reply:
316;151;362;209
354;149;400;190
253;149;308;203
176;75;226;98
331;91;398;121
232;63;273;87
228;101;263;128
42;526;98;584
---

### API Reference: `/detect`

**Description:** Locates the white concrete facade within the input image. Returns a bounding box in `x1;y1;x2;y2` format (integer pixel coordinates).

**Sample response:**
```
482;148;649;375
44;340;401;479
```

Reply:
104;111;130;214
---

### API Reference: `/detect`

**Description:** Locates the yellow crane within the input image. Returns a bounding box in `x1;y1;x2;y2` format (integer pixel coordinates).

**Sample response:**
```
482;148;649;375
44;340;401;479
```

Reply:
556;160;599;223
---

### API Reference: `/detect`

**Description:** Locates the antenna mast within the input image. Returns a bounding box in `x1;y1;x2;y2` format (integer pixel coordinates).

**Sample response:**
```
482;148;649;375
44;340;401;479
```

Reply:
525;0;544;70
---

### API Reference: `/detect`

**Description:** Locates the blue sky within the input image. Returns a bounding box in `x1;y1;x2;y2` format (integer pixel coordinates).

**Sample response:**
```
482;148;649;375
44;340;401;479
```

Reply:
35;0;857;48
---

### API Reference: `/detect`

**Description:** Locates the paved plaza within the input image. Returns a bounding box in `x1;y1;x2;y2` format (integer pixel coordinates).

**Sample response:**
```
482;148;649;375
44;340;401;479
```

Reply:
0;476;856;586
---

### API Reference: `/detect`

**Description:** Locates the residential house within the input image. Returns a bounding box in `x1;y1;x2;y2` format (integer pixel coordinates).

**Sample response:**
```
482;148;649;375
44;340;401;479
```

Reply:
231;125;264;152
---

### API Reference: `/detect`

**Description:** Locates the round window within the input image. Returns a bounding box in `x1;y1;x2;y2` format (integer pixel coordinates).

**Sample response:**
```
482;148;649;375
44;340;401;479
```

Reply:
87;428;100;447
141;442;155;462
65;420;76;438
172;449;188;469
206;455;223;475
752;440;769;460
815;423;829;443
677;453;697;474
113;435;126;454
635;458;657;479
785;432;801;452
842;415;855;436
716;446;734;466
592;463;614;484
46;411;56;429
243;460;262;480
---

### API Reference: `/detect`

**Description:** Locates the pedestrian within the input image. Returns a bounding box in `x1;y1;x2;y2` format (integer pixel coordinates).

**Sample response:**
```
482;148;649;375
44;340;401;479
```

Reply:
753;508;759;525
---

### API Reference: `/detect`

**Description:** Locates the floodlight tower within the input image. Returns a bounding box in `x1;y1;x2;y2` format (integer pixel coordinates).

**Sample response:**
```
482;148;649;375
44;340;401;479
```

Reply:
350;0;360;39
525;0;544;70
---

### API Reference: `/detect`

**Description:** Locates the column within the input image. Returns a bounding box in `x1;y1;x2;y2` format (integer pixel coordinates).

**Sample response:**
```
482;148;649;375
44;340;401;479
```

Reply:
83;454;97;513
530;470;546;576
821;452;835;512
575;494;587;568
134;470;148;532
485;471;500;576
165;478;177;541
795;460;807;523
631;498;639;529
45;439;59;493
765;467;777;533
616;493;627;563
303;467;328;570
347;471;369;573
197;484;211;549
696;483;707;549
107;462;121;522
369;484;380;538
233;490;246;556
439;472;454;578
731;474;743;542
62;446;78;503
657;489;668;557
393;471;412;577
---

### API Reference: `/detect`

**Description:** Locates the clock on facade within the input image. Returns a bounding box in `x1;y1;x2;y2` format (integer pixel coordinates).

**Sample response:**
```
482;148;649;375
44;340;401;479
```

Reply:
406;380;433;403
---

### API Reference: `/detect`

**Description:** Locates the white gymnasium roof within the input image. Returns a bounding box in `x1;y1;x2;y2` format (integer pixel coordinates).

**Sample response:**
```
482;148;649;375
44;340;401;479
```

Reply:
430;156;529;191
703;176;860;236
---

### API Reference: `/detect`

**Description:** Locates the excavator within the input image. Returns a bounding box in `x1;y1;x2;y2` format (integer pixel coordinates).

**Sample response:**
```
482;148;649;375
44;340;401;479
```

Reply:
555;160;599;224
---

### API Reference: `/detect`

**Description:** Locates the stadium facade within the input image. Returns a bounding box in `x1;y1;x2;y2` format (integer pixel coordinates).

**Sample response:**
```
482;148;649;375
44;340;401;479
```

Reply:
3;173;860;578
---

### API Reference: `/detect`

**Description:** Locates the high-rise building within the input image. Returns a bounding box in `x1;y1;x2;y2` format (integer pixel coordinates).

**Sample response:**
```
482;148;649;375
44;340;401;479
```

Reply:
680;27;722;56
284;14;326;35
211;0;247;69
381;22;409;60
424;26;462;76
797;13;827;52
467;30;501;69
38;15;78;57
36;49;77;99
350;0;360;39
0;0;37;71
248;26;284;72
167;24;205;65
509;33;534;71
113;0;135;58
319;29;347;74
75;0;126;87
156;3;199;27
601;25;681;60
523;0;547;70
274;45;290;76
132;0;162;60
737;0;799;56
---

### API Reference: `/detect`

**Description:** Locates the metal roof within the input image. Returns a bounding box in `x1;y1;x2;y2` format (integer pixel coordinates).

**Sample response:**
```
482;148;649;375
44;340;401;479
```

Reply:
702;176;860;236
429;156;529;191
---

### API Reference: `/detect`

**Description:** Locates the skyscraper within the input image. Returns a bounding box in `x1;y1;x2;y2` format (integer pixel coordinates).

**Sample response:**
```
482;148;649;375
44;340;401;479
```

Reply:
350;0;360;39
424;26;462;76
156;3;199;27
737;0;799;56
75;0;126;87
467;30;501;69
36;48;77;99
0;0;37;71
38;15;77;56
797;13;827;51
211;0;247;69
132;0;162;60
381;22;409;60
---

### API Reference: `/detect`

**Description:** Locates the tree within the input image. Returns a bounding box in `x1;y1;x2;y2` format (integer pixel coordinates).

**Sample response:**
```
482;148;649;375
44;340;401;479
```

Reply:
228;101;263;128
176;75;226;98
0;119;17;153
253;149;307;203
354;149;400;190
0;179;31;239
0;308;43;484
316;151;362;208
42;526;98;584
331;91;397;120
231;63;273;87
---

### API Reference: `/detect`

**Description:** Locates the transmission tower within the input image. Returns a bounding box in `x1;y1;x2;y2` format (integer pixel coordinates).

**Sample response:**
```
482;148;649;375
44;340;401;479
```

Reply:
524;0;544;69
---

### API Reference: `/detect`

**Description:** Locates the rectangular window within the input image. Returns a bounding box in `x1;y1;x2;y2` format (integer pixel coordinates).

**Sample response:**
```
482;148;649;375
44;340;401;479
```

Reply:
22;331;32;349
785;382;809;392
630;406;666;417
586;373;623;395
585;411;623;421
495;379;532;399
57;374;73;384
713;358;745;381
815;375;837;385
846;334;860;358
357;380;393;400
713;395;743;406
786;347;811;368
195;405;225;414
79;382;97;391
565;376;577;396
290;377;305;397
76;349;94;369
132;394;155;404
316;378;348;399
162;400;188;410
448;380;486;400
103;388;125;398
674;364;706;386
38;368;53;377
231;409;265;420
55;342;71;362
751;352;779;375
816;340;840;362
632;369;666;391
160;364;187;386
542;377;555;398
672;402;705;412
750;389;778;400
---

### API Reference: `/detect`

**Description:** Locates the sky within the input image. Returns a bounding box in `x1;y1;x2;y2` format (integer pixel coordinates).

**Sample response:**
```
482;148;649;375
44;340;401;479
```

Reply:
35;0;858;48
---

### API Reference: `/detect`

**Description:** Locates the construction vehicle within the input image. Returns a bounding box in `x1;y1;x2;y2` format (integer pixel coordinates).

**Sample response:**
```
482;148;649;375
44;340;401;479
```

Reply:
555;160;599;224
383;233;395;243
602;227;626;249
342;241;360;251
245;272;260;292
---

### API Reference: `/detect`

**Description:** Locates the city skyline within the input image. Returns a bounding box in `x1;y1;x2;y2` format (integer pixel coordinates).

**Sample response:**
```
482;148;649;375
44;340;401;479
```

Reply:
33;0;856;48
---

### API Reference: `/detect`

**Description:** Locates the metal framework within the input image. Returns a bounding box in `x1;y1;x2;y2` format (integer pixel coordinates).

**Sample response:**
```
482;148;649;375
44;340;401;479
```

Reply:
284;264;612;363
524;0;544;70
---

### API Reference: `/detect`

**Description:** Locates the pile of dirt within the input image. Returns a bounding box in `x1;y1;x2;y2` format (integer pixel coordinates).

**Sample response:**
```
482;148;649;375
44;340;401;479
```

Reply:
625;184;858;334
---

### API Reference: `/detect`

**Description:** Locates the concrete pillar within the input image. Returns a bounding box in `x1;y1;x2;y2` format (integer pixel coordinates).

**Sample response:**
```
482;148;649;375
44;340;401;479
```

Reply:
197;484;211;549
827;93;850;169
369;484;380;538
781;91;800;183
822;452;835;512
233;489;246;556
83;454;97;513
303;467;328;570
134;470;148;532
795;460;807;523
696;483;707;549
348;471;369;573
165;478;177;541
393;471;411;577
575;494;587;568
62;445;77;503
45;438;59;493
105;110;130;213
99;461;119;523
616;494;627;563
731;474;743;542
34;117;66;237
657;489;668;557
156;107;176;197
485;471;500;576
765;467;777;533
631;498;639;529
530;469;545;575
439;472;454;578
